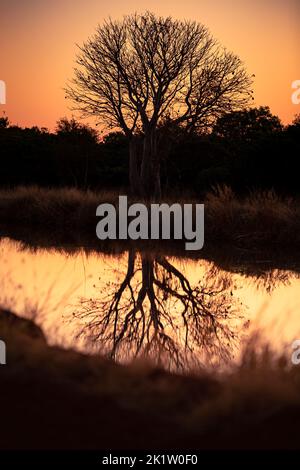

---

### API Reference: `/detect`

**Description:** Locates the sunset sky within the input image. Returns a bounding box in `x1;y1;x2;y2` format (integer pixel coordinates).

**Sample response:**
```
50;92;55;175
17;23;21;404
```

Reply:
1;0;299;130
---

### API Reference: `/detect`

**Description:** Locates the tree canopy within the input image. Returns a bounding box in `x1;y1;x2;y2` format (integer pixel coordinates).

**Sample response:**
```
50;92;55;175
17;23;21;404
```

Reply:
67;12;253;136
66;12;253;197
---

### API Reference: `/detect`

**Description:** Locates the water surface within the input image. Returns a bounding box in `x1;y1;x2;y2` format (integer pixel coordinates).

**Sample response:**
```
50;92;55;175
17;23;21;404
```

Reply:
1;237;299;369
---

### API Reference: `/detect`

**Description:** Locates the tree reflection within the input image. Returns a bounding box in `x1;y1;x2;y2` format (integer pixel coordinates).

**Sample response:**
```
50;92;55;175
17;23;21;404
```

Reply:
243;268;296;293
74;251;243;369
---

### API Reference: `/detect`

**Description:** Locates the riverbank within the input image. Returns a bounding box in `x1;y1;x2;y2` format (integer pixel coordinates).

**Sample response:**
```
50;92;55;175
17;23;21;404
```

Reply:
1;186;300;272
0;307;300;450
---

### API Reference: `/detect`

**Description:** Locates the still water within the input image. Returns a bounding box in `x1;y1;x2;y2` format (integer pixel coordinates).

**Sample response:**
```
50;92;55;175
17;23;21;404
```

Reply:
1;237;299;369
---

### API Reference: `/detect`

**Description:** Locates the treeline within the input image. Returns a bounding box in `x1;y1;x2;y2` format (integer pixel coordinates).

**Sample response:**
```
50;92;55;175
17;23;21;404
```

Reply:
0;117;129;189
0;107;299;196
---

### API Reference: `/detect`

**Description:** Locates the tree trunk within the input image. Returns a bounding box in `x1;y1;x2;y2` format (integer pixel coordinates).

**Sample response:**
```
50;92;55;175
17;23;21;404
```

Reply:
140;129;161;200
129;131;161;199
129;138;141;196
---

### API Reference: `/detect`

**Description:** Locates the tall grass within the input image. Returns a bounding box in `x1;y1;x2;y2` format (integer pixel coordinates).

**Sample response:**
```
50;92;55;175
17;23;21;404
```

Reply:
206;186;300;248
0;185;300;261
1;306;300;449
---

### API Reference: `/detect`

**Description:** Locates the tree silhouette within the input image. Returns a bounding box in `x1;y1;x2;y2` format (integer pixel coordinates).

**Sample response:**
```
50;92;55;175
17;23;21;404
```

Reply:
56;117;98;145
213;106;282;142
66;12;253;198
0;116;9;128
73;252;242;369
292;114;300;128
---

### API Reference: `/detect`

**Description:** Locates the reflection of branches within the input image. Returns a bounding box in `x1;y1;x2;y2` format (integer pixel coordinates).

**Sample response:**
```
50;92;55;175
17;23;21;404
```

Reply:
74;251;242;369
242;269;296;293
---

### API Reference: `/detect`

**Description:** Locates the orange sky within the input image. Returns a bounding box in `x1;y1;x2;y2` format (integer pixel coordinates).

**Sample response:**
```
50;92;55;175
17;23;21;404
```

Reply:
1;0;299;130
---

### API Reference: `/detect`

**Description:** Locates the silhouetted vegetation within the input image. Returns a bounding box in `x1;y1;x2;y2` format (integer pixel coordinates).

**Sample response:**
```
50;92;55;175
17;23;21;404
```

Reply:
1;9;299;457
1;306;300;450
2;186;300;273
0;116;129;189
66;12;253;198
0;109;299;196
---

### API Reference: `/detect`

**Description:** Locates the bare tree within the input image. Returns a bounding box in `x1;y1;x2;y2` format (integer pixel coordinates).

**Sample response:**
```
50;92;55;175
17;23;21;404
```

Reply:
66;12;253;198
73;252;242;369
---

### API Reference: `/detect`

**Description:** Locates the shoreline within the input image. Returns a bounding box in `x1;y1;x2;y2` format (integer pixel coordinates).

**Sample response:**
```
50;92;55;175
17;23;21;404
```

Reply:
1;186;300;274
1;307;300;450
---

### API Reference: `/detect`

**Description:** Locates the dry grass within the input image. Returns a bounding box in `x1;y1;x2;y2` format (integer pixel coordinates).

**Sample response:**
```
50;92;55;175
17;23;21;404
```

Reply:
1;307;300;450
1;186;300;449
1;185;300;267
205;186;300;248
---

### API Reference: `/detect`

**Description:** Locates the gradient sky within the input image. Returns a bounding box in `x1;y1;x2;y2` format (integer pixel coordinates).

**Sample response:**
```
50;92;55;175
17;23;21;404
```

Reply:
1;0;299;130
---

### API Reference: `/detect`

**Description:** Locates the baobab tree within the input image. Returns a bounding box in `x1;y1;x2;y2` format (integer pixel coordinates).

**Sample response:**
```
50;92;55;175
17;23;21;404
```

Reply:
66;12;253;198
